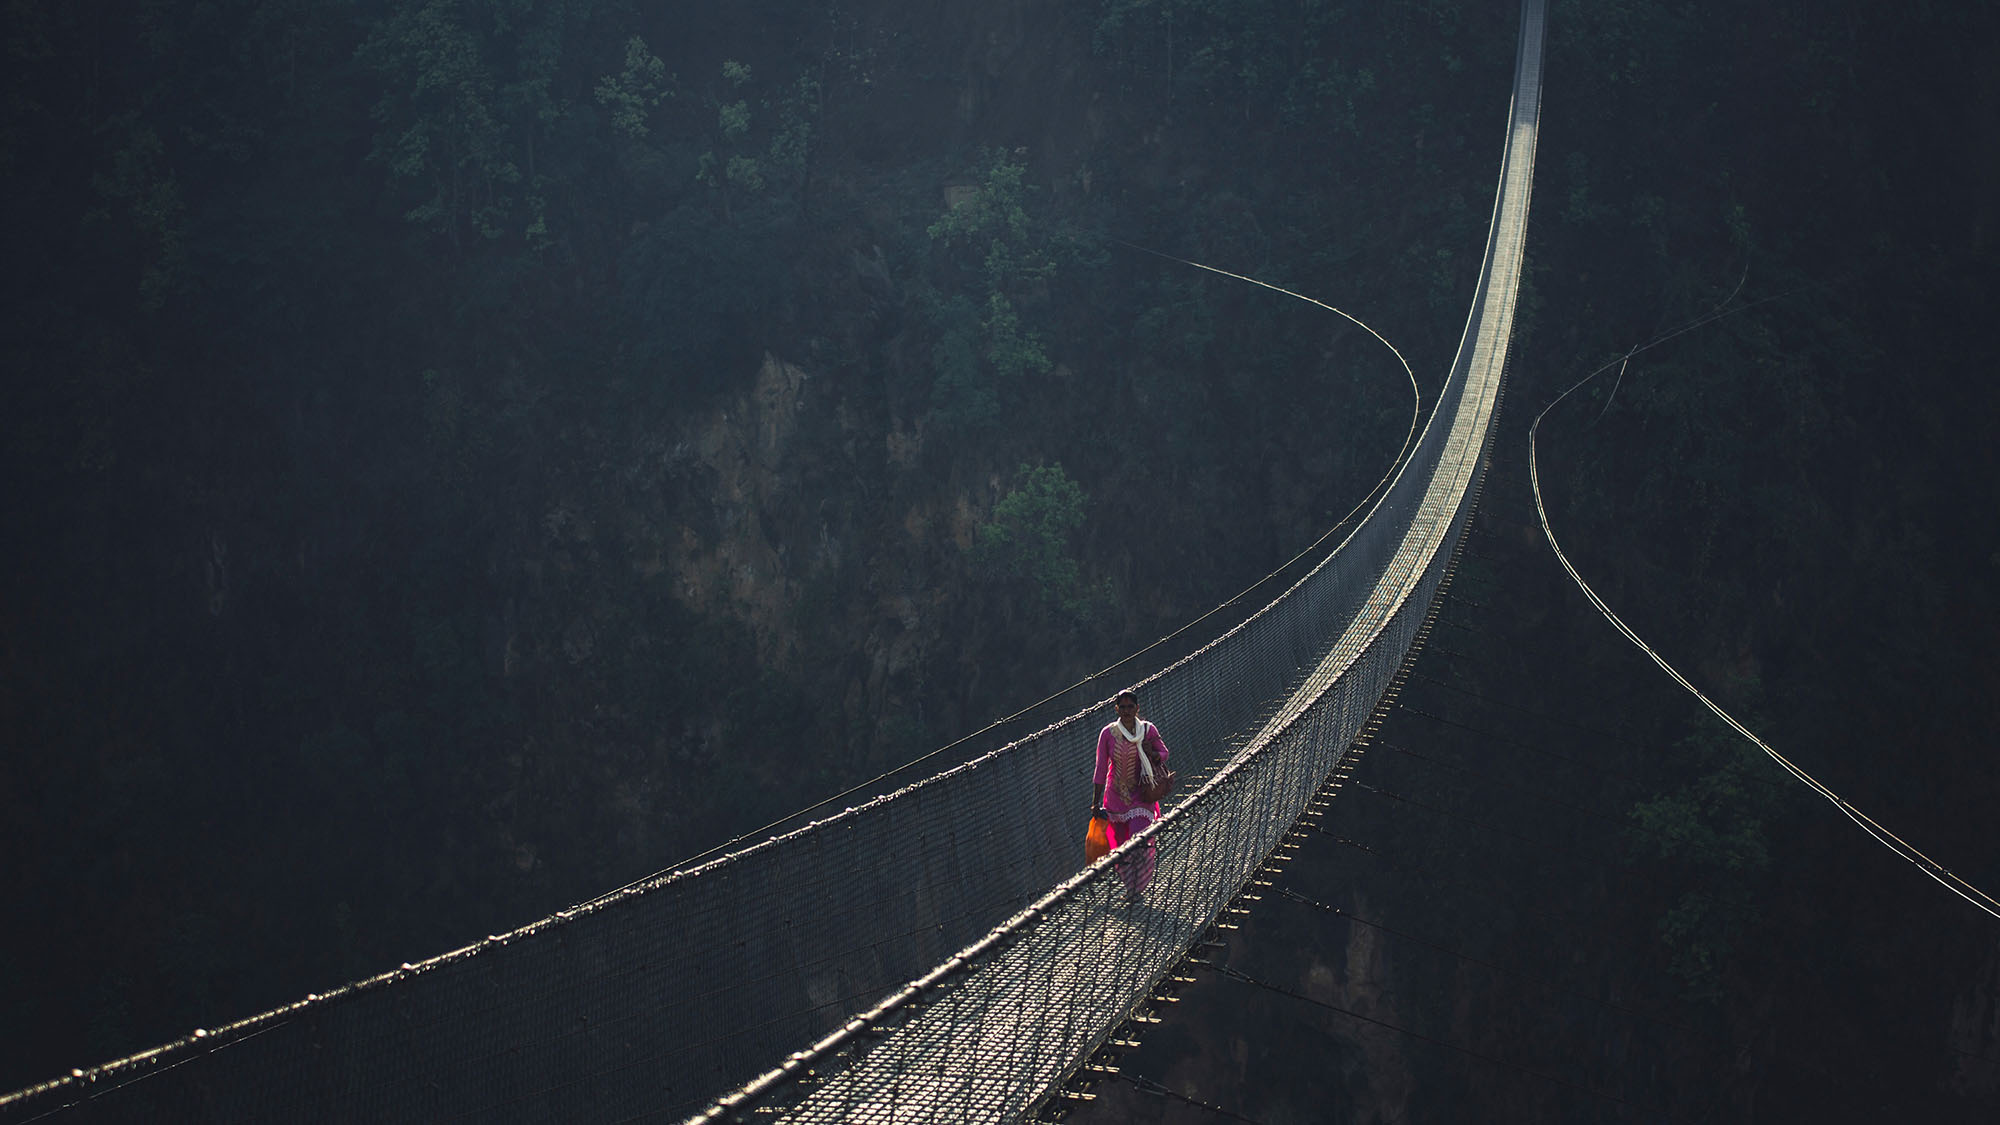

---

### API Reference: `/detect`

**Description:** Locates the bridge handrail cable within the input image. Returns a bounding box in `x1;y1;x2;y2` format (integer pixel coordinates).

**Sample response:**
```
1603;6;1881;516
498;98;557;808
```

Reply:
698;3;1545;1119
0;3;1543;1120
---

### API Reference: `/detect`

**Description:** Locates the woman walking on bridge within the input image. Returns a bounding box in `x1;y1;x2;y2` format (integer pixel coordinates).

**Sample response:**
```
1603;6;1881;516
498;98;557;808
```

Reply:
1092;689;1172;897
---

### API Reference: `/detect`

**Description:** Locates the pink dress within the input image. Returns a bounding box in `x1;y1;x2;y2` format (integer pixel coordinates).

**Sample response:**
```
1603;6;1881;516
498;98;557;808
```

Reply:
1094;719;1170;891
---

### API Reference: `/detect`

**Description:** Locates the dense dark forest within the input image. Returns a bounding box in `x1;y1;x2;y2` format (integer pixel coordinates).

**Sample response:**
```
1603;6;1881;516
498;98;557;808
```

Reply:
2;0;1995;1119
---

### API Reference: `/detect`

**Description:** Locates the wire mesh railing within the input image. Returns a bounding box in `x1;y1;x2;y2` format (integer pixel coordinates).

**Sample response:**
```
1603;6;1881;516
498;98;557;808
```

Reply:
0;3;1541;1121
694;5;1543;1120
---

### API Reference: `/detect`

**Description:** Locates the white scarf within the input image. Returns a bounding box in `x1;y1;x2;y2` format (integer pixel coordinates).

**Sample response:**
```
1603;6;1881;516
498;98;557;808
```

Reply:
1114;719;1155;788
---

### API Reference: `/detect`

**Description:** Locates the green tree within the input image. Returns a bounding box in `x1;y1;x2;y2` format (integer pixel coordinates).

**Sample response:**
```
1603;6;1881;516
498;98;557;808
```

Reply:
357;0;580;249
693;60;822;219
765;72;822;187
926;150;1056;295
595;35;672;139
919;150;1075;430
1627;714;1795;1001
695;59;765;216
974;463;1105;622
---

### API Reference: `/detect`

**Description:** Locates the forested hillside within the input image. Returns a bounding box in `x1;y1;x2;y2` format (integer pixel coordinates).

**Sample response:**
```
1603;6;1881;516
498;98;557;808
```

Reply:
3;0;1996;1118
1078;1;2000;1120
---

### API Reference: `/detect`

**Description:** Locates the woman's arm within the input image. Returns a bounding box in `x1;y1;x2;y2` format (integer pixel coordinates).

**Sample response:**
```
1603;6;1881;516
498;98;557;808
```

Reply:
1144;721;1169;761
1091;729;1111;814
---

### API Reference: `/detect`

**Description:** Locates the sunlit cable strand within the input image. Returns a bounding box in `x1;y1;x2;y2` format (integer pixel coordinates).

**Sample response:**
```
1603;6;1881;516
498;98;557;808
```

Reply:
5;22;1532;1115
686;531;1465;1119
1407;667;1928;824
1597;264;1751;425
35;708;1200;1112
1432;435;1916;816
622;252;1429;895
1426;603;1705;694
1376;704;1888;1096
1111;1073;1268;1125
1105;241;1429;600
1309;834;2000;1076
1555;271;1816;426
1357;770;2000;1075
1399;673;1796;797
556;703;1230;930
1528;293;2000;924
1109;239;1425;414
1416;634;1778;763
1191;959;1650;1114
430;768;1472;1120
572;776;1992;1112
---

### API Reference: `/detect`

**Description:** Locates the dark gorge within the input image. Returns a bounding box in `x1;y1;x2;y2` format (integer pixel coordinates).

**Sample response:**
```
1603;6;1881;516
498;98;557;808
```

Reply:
2;1;1996;1119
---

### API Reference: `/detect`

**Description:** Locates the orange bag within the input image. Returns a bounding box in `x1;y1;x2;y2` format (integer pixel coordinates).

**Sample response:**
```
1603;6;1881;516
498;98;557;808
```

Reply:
1085;815;1110;863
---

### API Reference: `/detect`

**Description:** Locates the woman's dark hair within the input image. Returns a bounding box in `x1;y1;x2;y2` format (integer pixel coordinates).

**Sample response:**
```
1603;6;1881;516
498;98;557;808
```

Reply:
1115;689;1138;705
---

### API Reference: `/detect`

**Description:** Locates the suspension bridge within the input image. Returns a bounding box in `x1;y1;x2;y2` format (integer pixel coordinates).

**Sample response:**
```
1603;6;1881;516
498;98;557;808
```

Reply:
0;1;1546;1120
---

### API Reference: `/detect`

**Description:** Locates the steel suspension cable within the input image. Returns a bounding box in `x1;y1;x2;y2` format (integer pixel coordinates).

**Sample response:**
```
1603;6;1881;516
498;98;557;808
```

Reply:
1284;818;1912;1096
1108;240;1426;513
1303;762;2000;1076
1;4;1549;1121
620;248;1431;898
1528;288;2000;923
1112;1073;1268;1125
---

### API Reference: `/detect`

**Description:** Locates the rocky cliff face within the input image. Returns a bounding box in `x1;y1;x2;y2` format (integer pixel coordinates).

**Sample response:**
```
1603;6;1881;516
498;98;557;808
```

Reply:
670;353;815;666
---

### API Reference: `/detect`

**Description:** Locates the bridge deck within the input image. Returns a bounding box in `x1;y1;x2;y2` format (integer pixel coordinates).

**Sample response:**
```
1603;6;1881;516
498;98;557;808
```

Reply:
723;4;1546;1121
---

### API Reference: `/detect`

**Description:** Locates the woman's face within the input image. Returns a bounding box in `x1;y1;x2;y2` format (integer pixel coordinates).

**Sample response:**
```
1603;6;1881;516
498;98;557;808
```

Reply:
1115;697;1138;724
